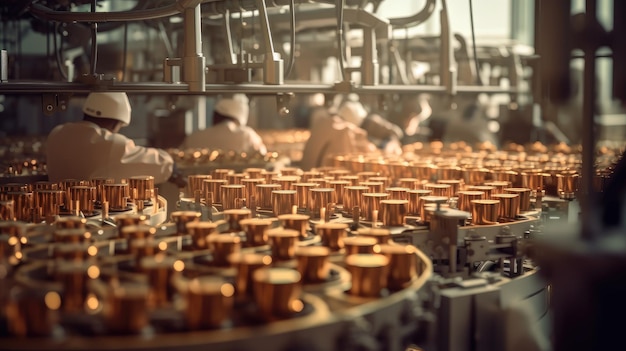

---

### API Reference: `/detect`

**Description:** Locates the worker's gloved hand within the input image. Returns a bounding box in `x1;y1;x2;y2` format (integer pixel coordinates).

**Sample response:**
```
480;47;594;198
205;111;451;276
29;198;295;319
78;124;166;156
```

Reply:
168;163;188;188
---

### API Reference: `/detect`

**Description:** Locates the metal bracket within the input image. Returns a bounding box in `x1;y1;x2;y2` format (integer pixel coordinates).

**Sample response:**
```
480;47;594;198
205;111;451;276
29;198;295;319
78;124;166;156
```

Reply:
42;93;71;116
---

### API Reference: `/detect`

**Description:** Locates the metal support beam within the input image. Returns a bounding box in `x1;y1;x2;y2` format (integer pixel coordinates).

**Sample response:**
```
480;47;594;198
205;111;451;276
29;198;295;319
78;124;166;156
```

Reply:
182;4;206;92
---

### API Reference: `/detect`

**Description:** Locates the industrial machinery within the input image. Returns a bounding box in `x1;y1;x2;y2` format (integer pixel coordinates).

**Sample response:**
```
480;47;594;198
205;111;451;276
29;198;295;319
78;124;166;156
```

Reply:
1;0;626;351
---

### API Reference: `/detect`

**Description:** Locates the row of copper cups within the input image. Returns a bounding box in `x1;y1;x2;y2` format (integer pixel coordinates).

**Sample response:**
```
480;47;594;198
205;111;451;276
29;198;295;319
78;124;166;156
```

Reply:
0;175;158;223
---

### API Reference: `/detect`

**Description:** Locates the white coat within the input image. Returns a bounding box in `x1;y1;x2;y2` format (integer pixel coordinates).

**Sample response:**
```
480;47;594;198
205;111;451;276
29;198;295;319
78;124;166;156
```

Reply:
181;120;267;155
46;121;174;184
300;114;375;170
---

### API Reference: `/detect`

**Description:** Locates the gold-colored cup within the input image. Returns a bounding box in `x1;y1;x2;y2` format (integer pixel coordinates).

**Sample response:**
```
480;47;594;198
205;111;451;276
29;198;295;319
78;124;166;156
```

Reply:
397;177;421;190
54;261;96;313
556;171;579;198
212;168;234;180
343;236;378;255
380;199;409;227
338;175;359;186
240;218;275;247
253;267;302;317
183;277;234;329
128;175;155;202
278;213;310;239
228;252;273;299
484;181;509;194
360;181;386;193
309;188;335;219
267;228;300;260
208;234;242;266
120;224;157;243
492;193;520;220
418;195;448;222
423;183;452;197
437;179;462;196
67;186;96;215
271;190;297;216
114;213;148;234
470;199;500;225
187;175;211;198
241;178;265;209
227;173;247;185
5;288;61;337
466;185;495;199
280;167;303;176
315;222;349;251
377;243;418;290
140;254;180;307
273;175;301;190
3;192;33;222
504;187;531;211
170;210;202;235
295;246;330;283
261;170;281;184
245;168;265;179
220;184;246;210
464;167;491;185
223;208;252;231
345;254;389;297
255;184;282;210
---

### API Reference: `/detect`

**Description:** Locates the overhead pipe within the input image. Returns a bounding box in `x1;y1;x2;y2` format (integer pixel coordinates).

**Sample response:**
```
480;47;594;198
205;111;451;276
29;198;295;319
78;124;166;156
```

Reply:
28;0;208;23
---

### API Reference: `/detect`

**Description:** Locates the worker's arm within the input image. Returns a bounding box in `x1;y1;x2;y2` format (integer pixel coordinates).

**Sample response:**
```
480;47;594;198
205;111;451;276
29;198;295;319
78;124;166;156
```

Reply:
114;135;175;184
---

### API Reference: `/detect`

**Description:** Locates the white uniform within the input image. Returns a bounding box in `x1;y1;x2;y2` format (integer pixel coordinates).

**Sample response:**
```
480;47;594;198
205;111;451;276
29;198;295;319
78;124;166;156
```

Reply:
182;120;267;155
300;114;374;170
46;121;174;184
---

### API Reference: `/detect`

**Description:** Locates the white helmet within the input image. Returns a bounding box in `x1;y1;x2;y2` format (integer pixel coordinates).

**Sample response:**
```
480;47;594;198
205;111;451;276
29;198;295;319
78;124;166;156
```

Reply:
337;100;367;127
83;92;132;126
214;94;249;125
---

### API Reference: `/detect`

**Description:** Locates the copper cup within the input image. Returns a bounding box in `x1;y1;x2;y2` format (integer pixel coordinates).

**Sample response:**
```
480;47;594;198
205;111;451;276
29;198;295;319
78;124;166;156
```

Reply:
207;234;241;267
256;184;282;210
278;214;310;239
377;243;418;290
34;189;64;220
386;187;409;200
406;189;432;215
54;228;91;243
227;173;247;185
295;246;331;283
466;185;495;199
397;178;422;190
357;171;379;183
240;218;274;247
418;195;448;222
114;213;148;234
261;170;281;184
328;169;351;179
271;190;297;216
55;215;87;229
55;261;98;312
183;277;234;329
329;180;350;205
253;267;302;317
437;179;462;196
223;208;252;231
360;181;386;193
307;177;329;187
315;222;348;251
220;184;246;210
556;171;579;199
309;188;334;219
140;254;180;307
103;183;130;211
423;183;452;197
120;225;157;252
464;167;491;185
212;168;234;180
457;190;485;212
3;192;33;222
357;227;392;244
273;175;301;190
339;175;359;186
280;167;303;176
245;168;265;179
345;254;389;297
491;193;520;220
470;199;500;225
128;175;155;202
129;238;161;264
362;192;389;222
228;252;272;299
170;210;201;235
343;186;369;217
504;188;531;211
437;166;463;181
202;179;228;204
186;221;222;249
241;178;265;209
343;236;378;255
484;181;509;194
5;288;61;337
53;242;92;262
293;183;319;210
267;228;300;260
379;199;409;227
67;185;96;215
187;175;212;198
104;282;150;334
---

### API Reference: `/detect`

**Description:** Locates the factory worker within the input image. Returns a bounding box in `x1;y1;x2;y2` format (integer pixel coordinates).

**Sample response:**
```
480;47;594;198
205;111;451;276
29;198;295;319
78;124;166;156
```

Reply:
337;99;404;155
300;99;378;170
46;92;180;185
181;94;267;155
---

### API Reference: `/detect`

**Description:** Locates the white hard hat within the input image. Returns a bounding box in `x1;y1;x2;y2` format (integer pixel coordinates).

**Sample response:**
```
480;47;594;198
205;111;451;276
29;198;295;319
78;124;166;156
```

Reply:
337;100;367;126
83;92;132;126
215;94;249;125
